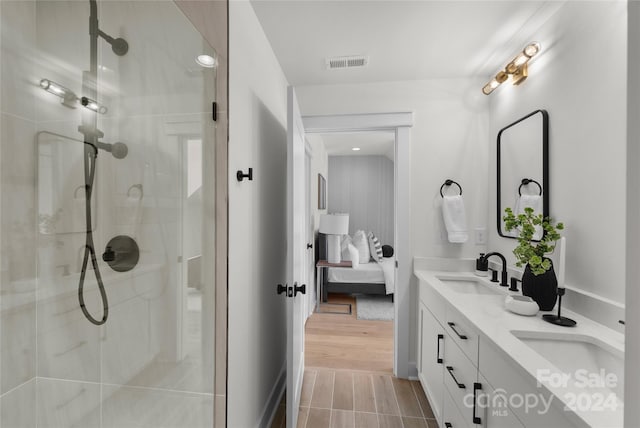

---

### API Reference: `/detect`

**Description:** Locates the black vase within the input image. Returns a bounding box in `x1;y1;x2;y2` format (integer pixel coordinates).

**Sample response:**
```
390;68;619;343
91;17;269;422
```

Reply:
521;260;558;311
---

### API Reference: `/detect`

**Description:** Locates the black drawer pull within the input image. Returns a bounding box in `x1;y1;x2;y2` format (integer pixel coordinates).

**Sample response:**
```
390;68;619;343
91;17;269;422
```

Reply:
446;366;465;389
473;382;482;424
437;334;444;364
447;322;468;340
445;423;453;428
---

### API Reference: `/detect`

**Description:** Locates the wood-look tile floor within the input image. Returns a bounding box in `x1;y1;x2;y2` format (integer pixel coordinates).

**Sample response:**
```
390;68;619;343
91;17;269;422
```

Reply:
271;368;438;428
271;294;437;428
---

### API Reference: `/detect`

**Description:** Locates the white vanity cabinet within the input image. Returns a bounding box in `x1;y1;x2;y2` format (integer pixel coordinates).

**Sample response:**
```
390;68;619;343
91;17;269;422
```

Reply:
418;302;445;421
417;275;585;428
418;277;525;428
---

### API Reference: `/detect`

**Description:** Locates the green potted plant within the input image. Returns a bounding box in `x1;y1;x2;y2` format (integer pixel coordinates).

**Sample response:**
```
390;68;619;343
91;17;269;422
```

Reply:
503;207;564;310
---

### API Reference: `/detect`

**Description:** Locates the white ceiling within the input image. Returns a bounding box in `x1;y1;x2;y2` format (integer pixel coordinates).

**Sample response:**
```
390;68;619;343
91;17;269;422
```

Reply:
251;1;559;86
308;131;395;158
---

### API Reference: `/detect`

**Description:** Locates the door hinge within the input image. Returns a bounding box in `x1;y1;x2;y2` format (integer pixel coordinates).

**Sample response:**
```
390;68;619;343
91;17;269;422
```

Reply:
212;101;217;122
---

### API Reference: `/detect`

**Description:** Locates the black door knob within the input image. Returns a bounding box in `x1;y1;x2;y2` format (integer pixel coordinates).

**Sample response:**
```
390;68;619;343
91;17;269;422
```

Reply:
277;284;287;295
294;283;306;296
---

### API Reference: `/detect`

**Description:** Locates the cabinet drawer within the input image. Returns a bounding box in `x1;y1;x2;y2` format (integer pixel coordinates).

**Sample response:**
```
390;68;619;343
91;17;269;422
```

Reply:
418;278;446;322
443;386;472;428
476;373;524;428
445;308;478;366
479;339;581;427
444;338;477;423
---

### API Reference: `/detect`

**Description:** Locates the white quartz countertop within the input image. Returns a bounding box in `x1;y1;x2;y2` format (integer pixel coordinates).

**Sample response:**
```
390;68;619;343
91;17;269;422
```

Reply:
414;266;624;428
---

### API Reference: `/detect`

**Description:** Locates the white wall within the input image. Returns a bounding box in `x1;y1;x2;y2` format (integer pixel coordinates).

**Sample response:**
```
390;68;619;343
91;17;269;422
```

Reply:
307;135;329;234
626;1;640;424
328;155;395;245
297;80;490;259
297;79;489;375
486;1;627;328
228;2;289;427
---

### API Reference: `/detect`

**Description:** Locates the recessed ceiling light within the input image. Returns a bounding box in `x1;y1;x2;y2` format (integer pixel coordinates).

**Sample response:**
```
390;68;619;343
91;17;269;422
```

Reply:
352;147;361;151
196;54;217;68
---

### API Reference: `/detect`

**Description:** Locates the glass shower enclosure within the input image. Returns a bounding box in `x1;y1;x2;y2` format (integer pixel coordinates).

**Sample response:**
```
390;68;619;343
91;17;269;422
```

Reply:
0;1;223;426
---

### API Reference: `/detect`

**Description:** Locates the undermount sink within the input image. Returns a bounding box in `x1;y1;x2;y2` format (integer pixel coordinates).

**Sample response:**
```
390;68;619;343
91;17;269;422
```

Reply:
512;330;624;400
437;277;502;295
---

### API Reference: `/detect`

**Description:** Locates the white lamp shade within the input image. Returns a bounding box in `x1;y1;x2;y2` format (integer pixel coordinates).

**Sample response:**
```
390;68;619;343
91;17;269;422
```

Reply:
319;214;349;235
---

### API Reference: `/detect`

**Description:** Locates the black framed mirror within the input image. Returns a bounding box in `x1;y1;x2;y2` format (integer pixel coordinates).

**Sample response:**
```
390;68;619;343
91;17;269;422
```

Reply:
497;109;549;240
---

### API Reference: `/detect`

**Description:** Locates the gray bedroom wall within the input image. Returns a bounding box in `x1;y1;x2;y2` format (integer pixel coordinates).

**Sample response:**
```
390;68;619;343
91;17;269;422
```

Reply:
328;155;394;245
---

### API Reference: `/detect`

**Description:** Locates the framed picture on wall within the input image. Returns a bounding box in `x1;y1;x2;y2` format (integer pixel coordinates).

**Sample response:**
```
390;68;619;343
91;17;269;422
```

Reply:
318;174;326;209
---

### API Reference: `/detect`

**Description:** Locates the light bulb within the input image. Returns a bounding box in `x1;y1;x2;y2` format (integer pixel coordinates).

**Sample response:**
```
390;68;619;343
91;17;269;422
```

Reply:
81;97;108;114
352;147;361;151
196;54;217;68
524;42;541;58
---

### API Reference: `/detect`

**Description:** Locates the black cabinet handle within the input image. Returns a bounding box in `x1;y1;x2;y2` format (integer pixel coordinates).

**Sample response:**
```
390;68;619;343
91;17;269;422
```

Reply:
445;424;452;428
307;243;313;249
446;366;465;389
473;382;482;424
436;334;444;364
448;322;468;340
277;284;287;295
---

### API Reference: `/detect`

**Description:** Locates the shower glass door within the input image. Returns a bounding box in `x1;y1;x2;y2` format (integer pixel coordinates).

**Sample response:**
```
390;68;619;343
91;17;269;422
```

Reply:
0;1;220;426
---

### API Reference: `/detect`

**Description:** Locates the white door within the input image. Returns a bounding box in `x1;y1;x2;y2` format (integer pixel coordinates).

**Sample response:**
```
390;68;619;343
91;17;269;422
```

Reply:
286;86;306;428
305;149;315;319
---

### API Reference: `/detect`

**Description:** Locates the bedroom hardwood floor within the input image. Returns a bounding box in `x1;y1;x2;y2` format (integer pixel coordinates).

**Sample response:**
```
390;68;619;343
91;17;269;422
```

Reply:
305;294;394;374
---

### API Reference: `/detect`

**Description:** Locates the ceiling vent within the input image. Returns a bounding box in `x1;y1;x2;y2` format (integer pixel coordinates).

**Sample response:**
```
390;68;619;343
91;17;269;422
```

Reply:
326;55;369;70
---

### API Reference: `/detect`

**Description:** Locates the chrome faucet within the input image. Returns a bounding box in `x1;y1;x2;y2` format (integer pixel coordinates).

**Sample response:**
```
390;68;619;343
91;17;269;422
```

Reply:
481;252;508;287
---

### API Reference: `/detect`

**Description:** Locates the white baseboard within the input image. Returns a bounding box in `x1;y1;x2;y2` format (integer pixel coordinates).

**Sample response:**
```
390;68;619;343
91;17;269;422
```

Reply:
257;362;286;428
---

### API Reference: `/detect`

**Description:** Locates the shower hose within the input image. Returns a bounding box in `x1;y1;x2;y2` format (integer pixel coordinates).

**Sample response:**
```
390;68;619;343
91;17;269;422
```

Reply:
78;141;109;325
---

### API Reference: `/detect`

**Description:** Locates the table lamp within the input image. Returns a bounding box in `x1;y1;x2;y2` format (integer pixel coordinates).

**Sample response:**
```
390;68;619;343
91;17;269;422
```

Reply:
319;214;349;263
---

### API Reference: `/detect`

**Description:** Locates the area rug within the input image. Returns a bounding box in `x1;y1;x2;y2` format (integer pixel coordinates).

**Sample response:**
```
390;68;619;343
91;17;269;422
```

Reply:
356;295;394;320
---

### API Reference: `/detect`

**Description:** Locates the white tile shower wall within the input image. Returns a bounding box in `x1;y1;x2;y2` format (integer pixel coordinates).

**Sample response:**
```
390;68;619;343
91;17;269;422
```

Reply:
1;1;218;427
36;378;101;428
0;0;38;412
486;2;627;327
0;379;36;428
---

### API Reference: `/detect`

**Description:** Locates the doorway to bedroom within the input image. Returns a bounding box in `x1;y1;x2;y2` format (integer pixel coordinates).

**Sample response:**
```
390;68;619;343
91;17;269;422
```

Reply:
305;130;396;374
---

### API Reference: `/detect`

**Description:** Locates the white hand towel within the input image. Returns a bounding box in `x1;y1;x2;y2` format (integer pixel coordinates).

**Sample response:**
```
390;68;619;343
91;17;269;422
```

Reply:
442;195;468;243
514;194;543;240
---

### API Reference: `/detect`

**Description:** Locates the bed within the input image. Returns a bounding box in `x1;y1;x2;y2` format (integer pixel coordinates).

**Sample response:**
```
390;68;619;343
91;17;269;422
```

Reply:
317;233;395;302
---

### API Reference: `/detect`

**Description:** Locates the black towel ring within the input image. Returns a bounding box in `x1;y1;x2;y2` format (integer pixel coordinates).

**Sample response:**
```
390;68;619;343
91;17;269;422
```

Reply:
518;178;542;196
440;179;463;197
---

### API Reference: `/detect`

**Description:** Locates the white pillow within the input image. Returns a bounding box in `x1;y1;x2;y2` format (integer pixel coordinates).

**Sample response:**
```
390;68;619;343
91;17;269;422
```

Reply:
341;235;353;260
347;243;359;268
352;230;370;263
367;231;383;262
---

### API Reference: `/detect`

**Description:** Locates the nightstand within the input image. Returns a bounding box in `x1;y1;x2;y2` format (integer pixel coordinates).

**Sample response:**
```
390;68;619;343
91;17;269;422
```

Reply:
316;260;352;314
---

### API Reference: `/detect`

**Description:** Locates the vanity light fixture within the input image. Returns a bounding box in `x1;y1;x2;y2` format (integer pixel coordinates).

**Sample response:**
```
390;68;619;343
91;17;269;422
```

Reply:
40;78;78;109
482;42;541;95
40;78;108;113
81;96;108;114
352;147;361;151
